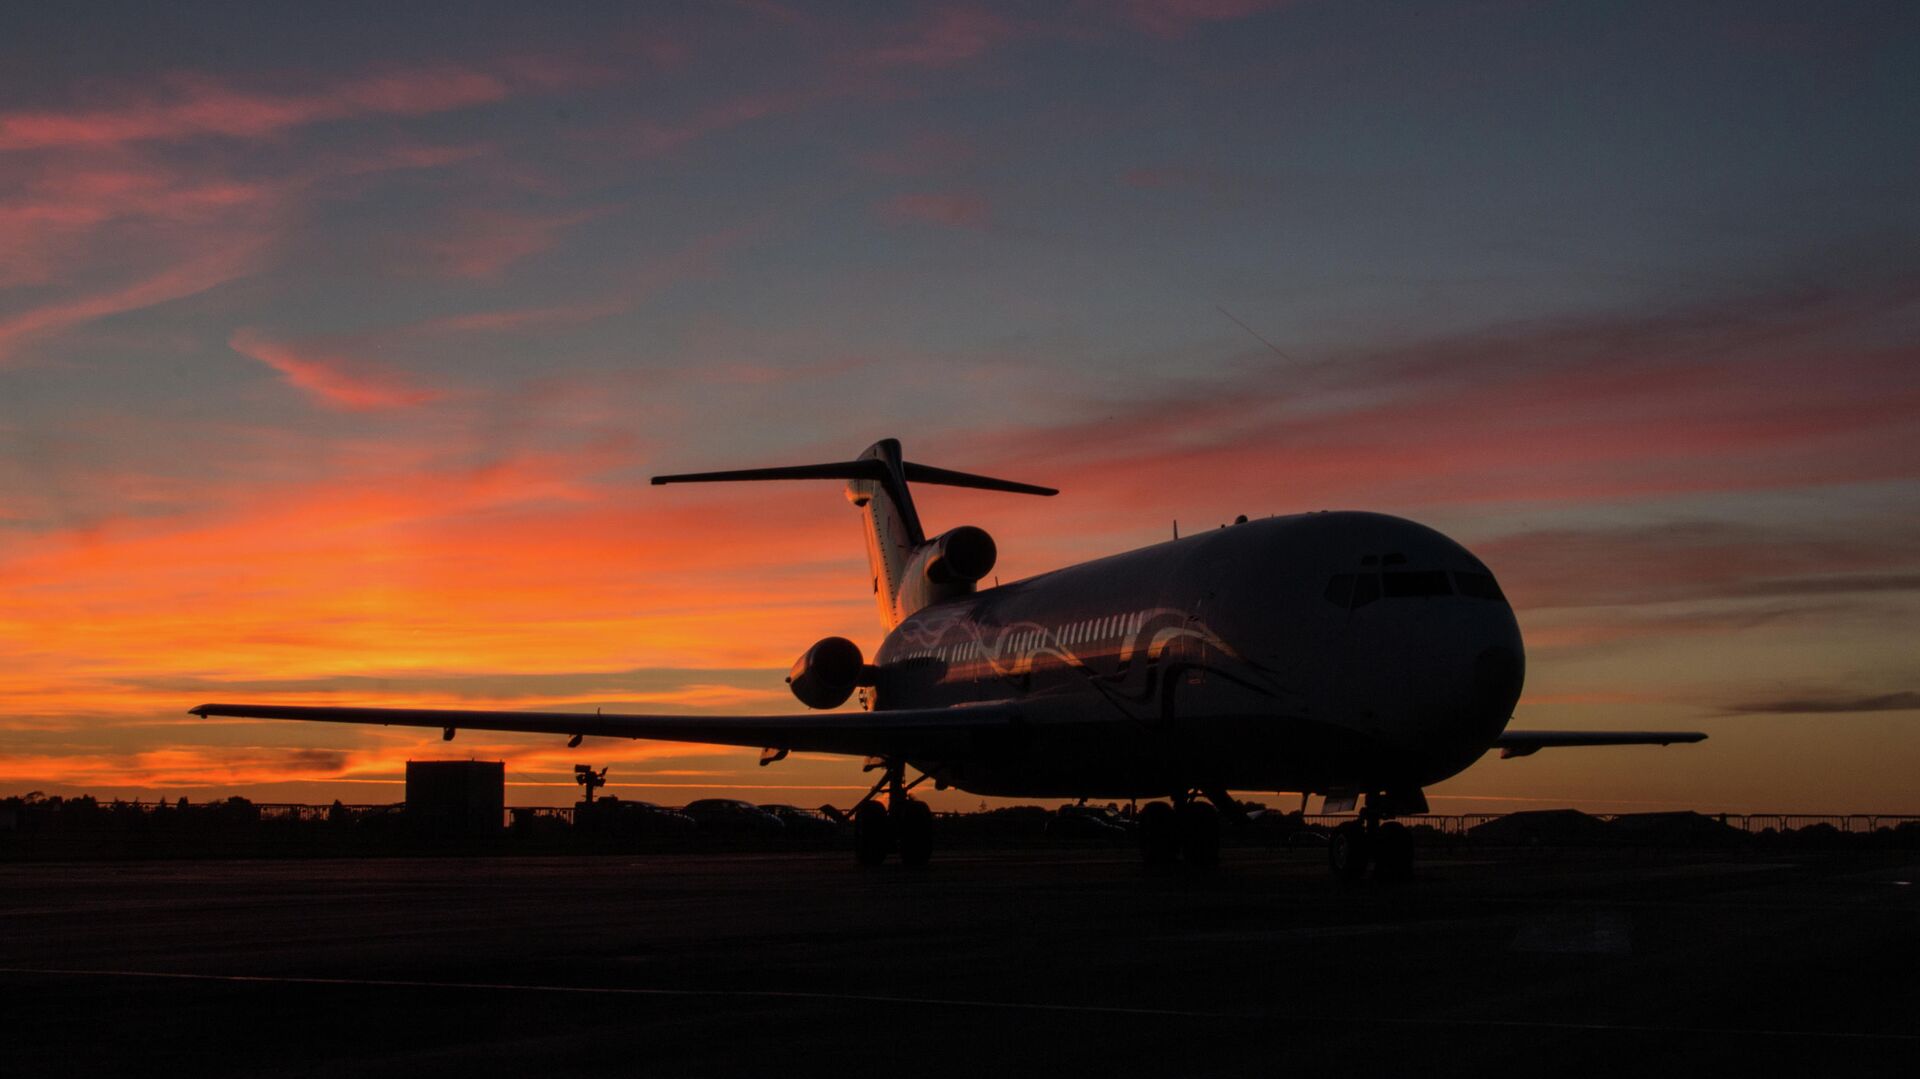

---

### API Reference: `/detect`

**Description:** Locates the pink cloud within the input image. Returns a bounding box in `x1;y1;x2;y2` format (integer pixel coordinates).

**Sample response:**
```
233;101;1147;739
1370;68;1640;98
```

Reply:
854;133;978;177
0;67;512;150
613;78;872;159
877;191;989;229
422;298;632;334
0;247;258;364
227;329;443;411
964;281;1920;519
1120;0;1296;39
871;8;1019;68
423;206;601;279
415;220;760;332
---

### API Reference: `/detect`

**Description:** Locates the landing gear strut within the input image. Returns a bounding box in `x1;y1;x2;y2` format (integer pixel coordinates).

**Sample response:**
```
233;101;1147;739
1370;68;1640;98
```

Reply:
1137;791;1225;868
850;758;932;868
1329;820;1370;880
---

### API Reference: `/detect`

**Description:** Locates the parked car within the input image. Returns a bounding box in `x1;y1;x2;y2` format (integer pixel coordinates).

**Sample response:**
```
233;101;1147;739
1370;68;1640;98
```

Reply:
682;798;786;835
1046;803;1131;840
759;804;842;838
1244;808;1325;846
574;797;697;836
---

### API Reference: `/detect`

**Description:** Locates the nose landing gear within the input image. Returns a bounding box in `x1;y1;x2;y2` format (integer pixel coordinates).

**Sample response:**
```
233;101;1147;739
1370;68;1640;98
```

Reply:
1136;791;1228;868
1328;791;1423;881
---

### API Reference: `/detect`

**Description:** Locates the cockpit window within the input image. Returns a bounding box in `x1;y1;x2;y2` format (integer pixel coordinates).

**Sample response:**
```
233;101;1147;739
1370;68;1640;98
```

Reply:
1453;571;1506;601
1323;574;1354;607
1350;573;1380;608
1381;570;1451;597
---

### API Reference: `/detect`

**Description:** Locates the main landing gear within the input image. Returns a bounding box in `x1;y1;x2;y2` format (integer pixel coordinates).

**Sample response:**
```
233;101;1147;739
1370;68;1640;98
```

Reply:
1328;792;1421;881
1136;791;1226;868
851;758;933;868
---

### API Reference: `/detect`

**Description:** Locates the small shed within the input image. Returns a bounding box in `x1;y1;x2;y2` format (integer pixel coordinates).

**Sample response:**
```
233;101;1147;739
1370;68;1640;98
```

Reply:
405;760;505;838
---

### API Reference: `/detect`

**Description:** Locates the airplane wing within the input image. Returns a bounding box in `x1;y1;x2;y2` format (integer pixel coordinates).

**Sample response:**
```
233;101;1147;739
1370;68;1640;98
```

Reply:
189;701;1023;759
1494;730;1707;759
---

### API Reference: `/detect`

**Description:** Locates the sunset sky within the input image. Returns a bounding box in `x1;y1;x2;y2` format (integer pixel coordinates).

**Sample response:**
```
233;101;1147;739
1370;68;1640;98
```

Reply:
3;2;1917;813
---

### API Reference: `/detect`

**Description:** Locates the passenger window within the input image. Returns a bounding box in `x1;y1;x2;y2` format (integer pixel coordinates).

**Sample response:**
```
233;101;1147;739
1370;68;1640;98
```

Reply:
1383;552;1407;566
1383;571;1452;597
1324;574;1355;607
1350;574;1380;608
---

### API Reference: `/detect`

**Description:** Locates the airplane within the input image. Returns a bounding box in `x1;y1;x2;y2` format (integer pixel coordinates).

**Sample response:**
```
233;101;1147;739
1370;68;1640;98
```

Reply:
192;437;1706;878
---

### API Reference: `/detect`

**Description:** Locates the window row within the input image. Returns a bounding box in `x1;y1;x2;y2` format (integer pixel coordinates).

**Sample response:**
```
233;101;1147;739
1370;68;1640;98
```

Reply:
896;611;1152;665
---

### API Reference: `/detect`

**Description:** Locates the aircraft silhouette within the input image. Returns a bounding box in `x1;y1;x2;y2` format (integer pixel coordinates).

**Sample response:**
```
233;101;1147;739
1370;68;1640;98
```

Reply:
194;438;1704;876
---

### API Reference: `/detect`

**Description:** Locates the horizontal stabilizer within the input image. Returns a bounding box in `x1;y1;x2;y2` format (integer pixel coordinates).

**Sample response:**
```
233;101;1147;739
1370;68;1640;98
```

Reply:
652;453;1055;496
1495;730;1708;759
901;462;1056;496
651;460;893;486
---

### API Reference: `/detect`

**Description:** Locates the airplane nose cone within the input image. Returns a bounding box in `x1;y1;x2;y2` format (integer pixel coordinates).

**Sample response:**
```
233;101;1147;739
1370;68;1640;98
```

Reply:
1473;645;1524;715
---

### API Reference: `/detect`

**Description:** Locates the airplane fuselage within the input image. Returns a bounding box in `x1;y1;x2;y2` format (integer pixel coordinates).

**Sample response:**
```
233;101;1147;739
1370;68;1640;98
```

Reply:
870;511;1525;800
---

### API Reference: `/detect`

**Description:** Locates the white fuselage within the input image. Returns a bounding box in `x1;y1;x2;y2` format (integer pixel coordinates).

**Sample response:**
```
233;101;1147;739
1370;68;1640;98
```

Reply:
870;512;1525;799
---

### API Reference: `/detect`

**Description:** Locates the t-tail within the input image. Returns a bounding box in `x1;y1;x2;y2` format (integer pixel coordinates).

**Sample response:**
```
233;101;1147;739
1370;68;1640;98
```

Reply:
651;438;1055;628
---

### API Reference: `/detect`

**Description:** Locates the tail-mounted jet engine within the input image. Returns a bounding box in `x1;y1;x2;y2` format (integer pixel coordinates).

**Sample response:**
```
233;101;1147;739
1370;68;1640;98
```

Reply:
891;525;998;618
787;636;876;710
918;525;997;585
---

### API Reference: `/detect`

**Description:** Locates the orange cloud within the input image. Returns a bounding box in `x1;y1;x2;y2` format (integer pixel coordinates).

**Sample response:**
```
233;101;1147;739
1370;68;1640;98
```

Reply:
227;329;444;411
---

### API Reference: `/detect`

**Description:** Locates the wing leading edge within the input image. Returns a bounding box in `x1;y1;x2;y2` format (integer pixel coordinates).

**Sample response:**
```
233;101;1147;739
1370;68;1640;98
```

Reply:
1494;730;1707;759
188;702;1022;759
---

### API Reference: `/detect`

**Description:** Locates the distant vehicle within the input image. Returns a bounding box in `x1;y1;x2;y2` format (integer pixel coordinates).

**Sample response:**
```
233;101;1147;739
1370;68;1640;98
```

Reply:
1244;808;1326;847
1046;804;1131;840
195;437;1707;877
573;797;696;836
617;800;698;832
759;804;841;838
682;798;785;835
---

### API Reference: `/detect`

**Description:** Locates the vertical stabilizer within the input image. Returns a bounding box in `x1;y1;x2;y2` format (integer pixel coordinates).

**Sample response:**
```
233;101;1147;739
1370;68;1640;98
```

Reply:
843;439;923;628
651;439;1055;631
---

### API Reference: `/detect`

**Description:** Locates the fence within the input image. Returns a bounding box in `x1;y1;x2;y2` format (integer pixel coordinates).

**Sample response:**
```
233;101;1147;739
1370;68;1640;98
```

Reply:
10;799;1920;837
1299;813;1920;835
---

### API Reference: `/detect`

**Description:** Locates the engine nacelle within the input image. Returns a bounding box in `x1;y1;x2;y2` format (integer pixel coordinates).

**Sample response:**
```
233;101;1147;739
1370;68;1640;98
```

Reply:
787;636;871;710
922;525;997;585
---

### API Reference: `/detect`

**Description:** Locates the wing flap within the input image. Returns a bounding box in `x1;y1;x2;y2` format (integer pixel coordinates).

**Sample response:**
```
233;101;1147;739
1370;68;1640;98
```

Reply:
1495;730;1708;759
189;701;1020;759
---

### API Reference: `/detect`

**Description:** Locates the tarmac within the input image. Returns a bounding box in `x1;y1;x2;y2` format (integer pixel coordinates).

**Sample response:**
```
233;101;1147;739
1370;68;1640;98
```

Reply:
3;847;1915;1077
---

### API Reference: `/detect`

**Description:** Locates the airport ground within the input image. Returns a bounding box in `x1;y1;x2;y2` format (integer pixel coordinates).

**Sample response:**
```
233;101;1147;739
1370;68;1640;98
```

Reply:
2;846;1914;1077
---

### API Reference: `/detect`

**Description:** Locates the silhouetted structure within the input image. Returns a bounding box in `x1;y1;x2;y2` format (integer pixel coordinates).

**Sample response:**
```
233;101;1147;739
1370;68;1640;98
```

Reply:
405;761;504;839
574;764;608;803
1610;811;1747;847
1467;808;1619;846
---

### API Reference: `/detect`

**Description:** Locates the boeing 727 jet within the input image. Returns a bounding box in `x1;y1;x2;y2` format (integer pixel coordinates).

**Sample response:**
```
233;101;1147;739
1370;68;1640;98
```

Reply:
194;438;1704;877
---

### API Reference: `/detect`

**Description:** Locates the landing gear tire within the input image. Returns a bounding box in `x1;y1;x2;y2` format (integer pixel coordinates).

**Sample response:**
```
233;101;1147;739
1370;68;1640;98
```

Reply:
896;799;933;868
1136;802;1178;865
1177;801;1221;867
1329;820;1370;881
1374;821;1414;881
854;801;891;866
